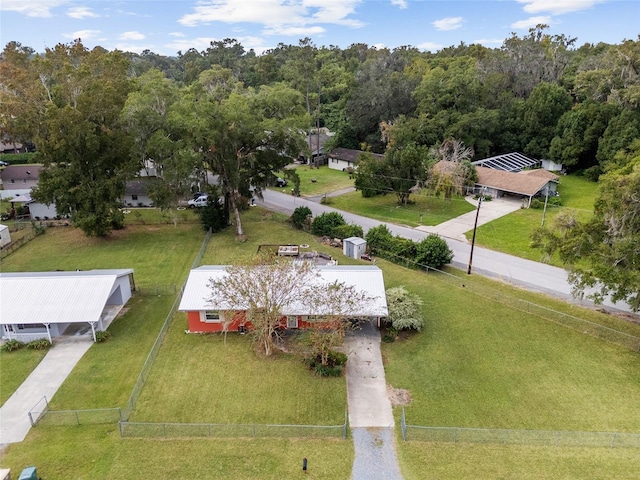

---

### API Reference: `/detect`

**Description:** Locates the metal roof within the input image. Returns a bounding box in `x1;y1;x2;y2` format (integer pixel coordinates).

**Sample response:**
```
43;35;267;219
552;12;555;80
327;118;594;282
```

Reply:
472;152;540;172
179;265;388;317
0;269;133;325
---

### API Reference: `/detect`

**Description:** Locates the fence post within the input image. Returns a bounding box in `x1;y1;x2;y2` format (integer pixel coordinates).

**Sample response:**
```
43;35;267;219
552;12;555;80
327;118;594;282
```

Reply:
611;433;617;448
401;408;406;441
75;411;80;425
28;411;34;427
119;421;123;437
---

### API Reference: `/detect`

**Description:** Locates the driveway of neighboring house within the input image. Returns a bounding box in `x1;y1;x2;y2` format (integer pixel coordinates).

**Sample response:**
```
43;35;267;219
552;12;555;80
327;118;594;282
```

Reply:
0;335;92;446
343;321;403;480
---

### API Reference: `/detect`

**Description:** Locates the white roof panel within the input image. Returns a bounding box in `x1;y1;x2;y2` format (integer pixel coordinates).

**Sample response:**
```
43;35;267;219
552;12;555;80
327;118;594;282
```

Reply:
0;270;132;325
179;265;388;317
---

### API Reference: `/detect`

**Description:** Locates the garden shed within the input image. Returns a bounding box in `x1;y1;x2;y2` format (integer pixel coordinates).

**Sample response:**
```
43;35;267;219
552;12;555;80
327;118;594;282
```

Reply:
343;237;367;260
179;264;388;333
0;224;10;248
0;269;134;343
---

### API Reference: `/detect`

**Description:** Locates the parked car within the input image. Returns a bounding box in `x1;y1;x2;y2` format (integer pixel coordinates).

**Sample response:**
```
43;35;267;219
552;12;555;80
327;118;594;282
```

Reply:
0;160;8;167
275;177;287;187
188;194;209;208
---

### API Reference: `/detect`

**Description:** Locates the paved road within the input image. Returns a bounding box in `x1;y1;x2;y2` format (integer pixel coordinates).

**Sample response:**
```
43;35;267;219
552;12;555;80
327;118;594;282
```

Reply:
258;189;631;313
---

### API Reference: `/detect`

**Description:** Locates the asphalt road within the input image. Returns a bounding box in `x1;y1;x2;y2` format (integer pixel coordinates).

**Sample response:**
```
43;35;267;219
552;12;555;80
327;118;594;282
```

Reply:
257;189;632;314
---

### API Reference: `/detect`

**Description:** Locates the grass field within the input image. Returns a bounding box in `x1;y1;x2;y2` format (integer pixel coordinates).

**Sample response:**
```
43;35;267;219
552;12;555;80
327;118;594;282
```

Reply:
280;164;355;197
327;190;475;227
2;208;640;479
0;348;47;406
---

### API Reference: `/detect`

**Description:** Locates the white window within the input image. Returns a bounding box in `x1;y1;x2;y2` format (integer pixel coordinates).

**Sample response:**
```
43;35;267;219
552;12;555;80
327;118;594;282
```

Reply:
202;310;223;323
286;316;298;328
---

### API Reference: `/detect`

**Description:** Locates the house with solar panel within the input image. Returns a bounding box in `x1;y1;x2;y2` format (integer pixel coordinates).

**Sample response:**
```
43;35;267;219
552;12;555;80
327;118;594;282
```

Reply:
471;152;560;207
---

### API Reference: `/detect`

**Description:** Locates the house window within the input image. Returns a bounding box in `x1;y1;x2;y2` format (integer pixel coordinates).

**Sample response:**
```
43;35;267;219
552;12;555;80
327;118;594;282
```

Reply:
286;316;298;328
10;179;15;183
306;315;322;322
202;310;222;323
17;324;46;330
131;195;138;201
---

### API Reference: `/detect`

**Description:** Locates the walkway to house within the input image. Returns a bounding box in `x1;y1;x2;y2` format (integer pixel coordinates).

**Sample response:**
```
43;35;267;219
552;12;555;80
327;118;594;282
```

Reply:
0;335;92;446
343;321;403;479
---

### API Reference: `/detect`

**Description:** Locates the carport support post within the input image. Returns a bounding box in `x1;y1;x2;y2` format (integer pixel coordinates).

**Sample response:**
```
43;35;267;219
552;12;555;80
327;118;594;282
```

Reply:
89;322;97;342
467;194;483;275
43;323;52;343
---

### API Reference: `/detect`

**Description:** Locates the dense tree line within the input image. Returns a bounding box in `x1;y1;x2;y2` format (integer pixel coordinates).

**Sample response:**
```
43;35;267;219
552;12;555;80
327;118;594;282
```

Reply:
0;28;638;308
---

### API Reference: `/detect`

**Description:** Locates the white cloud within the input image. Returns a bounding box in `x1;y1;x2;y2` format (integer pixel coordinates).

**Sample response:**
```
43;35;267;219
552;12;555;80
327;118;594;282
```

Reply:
178;0;363;36
517;0;602;15
432;17;463;31
390;0;408;9
262;26;325;36
511;16;552;29
169;32;186;38
67;6;98;19
473;38;504;46
0;0;68;17
63;29;102;40
417;41;443;52
119;31;145;41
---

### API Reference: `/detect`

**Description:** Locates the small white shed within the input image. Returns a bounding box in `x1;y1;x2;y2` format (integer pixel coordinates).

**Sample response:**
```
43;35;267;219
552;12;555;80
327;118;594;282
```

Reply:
343;237;367;260
0;224;10;248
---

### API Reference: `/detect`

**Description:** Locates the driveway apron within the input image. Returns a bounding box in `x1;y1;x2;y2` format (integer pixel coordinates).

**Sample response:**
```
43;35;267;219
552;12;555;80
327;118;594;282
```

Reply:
343;321;403;479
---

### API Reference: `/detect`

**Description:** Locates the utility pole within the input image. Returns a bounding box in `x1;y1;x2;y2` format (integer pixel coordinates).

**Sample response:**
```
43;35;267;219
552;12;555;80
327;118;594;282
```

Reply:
467;191;484;275
541;188;550;227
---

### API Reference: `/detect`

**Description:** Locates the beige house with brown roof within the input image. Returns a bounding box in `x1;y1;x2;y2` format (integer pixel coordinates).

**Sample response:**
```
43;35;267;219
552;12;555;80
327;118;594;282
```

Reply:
475;166;559;207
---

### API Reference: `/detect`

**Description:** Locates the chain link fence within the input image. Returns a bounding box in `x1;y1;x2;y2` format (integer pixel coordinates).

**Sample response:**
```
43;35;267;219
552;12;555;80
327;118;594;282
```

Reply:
401;409;640;448
28;396;122;426
119;421;347;439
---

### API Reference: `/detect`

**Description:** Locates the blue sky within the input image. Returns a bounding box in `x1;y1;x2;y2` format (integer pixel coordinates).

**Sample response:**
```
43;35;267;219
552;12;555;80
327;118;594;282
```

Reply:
0;0;638;56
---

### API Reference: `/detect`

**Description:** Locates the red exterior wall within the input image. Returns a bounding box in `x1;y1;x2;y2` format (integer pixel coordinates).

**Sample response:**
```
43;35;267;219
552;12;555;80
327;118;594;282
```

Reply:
187;311;346;333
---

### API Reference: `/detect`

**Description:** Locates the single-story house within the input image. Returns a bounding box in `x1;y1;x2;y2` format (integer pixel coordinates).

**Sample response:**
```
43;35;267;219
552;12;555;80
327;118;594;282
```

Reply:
179;265;388;333
10;192;59;220
0;224;10;248
0;269;134;343
328;148;384;171
302;129;334;163
0;165;43;191
123;179;156;207
0;140;28;154
474;166;559;206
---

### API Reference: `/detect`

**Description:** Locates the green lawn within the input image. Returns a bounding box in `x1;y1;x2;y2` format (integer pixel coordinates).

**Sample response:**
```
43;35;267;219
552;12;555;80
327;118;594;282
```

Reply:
397;442;640;480
0;348;47;406
279;164;355;196
327;191;475;227
131;319;346;425
467;175;598;264
380;259;640;433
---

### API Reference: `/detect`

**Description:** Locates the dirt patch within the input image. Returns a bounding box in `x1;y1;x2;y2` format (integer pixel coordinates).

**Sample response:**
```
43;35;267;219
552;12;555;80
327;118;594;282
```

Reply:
387;385;412;406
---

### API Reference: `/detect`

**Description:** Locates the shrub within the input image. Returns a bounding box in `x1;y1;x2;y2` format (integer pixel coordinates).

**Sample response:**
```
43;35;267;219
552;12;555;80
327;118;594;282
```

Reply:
311;212;346;237
382;327;398;343
95;330;111;342
530;198;543;209
1;339;25;352
365;224;394;254
415;234;453;269
305;350;347;377
385;286;424;331
548;196;562;207
390;236;417;260
26;339;51;350
333;223;364;240
197;197;228;233
290;206;312;229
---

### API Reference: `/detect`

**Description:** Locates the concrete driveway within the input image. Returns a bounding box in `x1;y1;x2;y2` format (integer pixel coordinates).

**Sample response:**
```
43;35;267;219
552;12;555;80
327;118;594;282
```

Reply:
416;196;522;241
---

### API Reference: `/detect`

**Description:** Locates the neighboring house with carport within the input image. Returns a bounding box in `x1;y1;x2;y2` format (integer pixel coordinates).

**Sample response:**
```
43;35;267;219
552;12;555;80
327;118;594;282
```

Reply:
0;269;134;343
10;192;59;220
474;166;559;207
328;148;384;172
0;165;43;191
302;129;334;164
179;264;388;334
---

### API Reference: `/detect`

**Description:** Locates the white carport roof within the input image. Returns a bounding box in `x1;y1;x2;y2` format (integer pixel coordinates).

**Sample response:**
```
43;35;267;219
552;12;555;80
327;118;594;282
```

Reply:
0;269;133;325
179;265;388;317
